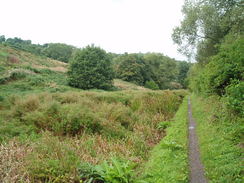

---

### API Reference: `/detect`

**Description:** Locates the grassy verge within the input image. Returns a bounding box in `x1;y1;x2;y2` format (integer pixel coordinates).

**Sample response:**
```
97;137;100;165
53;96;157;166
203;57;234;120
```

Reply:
138;97;189;183
191;94;243;183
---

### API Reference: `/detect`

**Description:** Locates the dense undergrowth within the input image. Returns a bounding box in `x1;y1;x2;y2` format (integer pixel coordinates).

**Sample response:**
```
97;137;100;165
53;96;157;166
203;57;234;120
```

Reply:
0;90;187;182
191;94;243;183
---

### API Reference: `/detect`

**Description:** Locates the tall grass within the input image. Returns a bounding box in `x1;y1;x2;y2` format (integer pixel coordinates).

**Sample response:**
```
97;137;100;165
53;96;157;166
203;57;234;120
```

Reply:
137;97;189;183
0;90;187;182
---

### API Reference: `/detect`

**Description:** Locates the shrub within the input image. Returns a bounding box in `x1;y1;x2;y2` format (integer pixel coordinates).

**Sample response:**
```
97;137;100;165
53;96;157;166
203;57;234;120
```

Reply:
145;80;159;90
68;45;114;90
225;80;244;116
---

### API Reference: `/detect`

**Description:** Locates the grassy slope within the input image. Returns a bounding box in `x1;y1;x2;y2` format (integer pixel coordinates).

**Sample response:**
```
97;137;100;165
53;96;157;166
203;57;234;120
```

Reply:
139;97;189;183
0;45;152;97
0;44;73;97
191;94;243;183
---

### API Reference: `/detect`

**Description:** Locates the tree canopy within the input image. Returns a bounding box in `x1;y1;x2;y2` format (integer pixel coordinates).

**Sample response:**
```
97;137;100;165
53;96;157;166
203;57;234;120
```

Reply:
177;0;244;115
114;53;188;89
172;0;243;61
68;45;114;90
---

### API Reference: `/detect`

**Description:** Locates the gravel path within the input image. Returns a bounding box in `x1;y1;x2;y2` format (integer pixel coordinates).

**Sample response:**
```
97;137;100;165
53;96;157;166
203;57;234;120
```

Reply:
188;98;208;183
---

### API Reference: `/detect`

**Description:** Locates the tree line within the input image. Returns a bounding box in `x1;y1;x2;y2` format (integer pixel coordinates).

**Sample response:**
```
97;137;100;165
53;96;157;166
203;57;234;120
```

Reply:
68;46;191;90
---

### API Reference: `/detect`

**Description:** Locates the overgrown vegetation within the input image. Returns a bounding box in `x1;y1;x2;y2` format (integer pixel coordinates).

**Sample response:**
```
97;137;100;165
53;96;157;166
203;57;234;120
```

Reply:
191;95;243;182
138;97;189;183
0;65;187;182
172;0;244;182
1;1;242;182
173;0;243;115
0;41;187;182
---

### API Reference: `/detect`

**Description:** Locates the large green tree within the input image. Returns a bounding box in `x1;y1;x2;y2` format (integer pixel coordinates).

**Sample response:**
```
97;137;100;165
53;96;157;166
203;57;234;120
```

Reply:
115;54;149;86
68;45;114;90
172;0;243;62
0;35;5;43
144;53;179;89
176;61;192;88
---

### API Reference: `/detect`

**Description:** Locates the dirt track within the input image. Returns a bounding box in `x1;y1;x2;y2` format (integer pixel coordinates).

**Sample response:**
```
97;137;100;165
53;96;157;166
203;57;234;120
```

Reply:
188;98;207;183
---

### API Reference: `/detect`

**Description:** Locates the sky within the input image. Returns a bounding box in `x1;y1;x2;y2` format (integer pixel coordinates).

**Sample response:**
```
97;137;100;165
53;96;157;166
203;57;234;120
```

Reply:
0;0;186;60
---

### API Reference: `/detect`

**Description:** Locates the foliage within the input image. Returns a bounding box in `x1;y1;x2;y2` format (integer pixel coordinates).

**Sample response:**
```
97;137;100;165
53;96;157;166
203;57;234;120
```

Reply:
114;53;185;89
0;90;187;182
95;158;135;183
188;35;244;115
42;43;75;63
191;95;243;182
144;80;159;90
225;80;244;116
0;35;75;62
0;35;5;43
78;158;135;183
68;45;114;90
172;0;243;60
143;53;179;89
176;61;192;88
115;54;149;86
203;36;244;96
4;37;44;55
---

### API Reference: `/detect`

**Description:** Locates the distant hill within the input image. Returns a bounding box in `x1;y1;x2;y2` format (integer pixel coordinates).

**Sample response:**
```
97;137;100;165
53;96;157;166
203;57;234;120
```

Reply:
0;44;149;96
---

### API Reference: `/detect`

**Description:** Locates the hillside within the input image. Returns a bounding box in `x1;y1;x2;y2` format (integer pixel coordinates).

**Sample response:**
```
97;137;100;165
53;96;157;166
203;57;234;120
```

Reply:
0;44;71;96
0;45;152;97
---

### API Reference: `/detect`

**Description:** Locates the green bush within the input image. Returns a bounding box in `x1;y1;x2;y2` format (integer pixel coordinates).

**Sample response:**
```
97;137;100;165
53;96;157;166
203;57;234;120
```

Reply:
225;80;244;116
68;45;114;90
145;80;159;90
188;35;244;97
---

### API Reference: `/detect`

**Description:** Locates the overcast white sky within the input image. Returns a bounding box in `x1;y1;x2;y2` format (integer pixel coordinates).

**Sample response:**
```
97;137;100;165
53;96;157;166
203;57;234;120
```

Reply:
1;0;186;60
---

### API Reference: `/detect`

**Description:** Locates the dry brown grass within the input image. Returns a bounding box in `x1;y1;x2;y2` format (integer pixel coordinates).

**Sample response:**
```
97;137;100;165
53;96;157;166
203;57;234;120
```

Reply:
113;79;150;91
0;140;32;182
